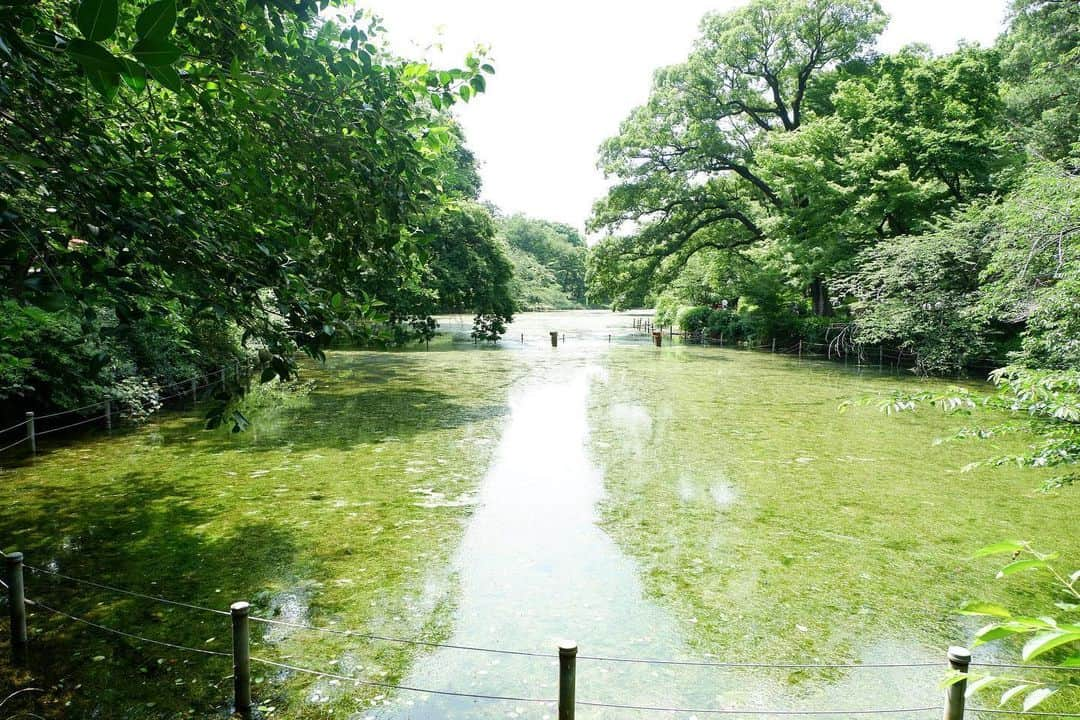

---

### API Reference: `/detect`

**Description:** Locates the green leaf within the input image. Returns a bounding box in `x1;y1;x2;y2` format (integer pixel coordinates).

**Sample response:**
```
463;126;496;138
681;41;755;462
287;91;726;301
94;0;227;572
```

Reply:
121;59;146;92
997;559;1048;577
1022;630;1080;660
999;684;1030;706
965;675;999;696
135;0;177;40
132;37;182;67
972;540;1025;558
469;74;486;93
1022;687;1056;711
974;623;1025;645
481;63;495;74
147;64;182;92
86;70;120;100
331;292;343;309
76;0;118;41
66;38;124;74
959;602;1012;618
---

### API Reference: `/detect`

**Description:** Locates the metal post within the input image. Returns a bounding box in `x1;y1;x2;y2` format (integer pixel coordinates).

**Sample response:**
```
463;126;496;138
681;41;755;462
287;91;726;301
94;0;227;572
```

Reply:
25;412;35;454
558;641;577;720
6;552;27;646
550;331;559;348
231;601;251;713
943;646;970;720
104;400;112;431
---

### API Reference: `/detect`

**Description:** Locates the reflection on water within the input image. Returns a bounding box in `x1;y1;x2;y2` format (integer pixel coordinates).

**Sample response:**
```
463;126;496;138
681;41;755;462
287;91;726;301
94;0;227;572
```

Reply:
375;314;941;719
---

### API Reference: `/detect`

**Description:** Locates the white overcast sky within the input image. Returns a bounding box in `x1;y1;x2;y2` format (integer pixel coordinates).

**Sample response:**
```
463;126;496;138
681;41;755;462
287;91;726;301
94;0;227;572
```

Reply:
358;1;1010;232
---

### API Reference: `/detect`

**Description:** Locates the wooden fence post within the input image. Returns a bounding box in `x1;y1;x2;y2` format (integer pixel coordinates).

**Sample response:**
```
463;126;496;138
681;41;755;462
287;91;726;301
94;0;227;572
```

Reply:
772;338;777;353
104;400;112;431
6;552;27;647
190;378;198;407
25;412;35;455
943;646;971;720
231;601;251;713
652;331;662;347
550;332;559;348
558;641;577;720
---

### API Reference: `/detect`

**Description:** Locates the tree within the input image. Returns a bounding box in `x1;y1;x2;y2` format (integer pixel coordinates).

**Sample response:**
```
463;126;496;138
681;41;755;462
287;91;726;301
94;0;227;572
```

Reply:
588;0;887;310
498;214;588;309
0;0;494;416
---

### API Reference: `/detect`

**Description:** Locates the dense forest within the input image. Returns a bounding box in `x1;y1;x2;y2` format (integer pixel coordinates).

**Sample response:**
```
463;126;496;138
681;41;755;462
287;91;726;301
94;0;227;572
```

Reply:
586;0;1078;488
0;0;589;420
589;0;1077;378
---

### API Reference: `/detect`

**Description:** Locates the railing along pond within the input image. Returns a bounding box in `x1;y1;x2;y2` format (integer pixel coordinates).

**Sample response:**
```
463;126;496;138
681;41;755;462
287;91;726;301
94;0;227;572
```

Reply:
4;551;1078;719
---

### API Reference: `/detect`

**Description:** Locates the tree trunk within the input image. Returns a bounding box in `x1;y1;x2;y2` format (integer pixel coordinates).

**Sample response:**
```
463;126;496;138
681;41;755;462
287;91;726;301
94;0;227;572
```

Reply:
811;277;833;317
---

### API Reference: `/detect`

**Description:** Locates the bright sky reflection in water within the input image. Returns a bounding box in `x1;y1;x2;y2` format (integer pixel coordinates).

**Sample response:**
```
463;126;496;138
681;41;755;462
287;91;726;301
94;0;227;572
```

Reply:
373;312;943;720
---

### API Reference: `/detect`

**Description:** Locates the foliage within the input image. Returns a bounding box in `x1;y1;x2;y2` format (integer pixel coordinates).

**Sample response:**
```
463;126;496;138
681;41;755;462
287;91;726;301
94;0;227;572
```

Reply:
837;209;995;374
950;540;1079;712
859;366;1080;491
498;214;587;309
0;0;495;412
998;0;1080;163
107;376;162;423
588;0;888;308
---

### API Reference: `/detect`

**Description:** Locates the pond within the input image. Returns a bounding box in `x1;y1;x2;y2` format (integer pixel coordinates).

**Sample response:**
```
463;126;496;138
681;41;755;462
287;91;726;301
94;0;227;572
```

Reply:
0;310;1075;719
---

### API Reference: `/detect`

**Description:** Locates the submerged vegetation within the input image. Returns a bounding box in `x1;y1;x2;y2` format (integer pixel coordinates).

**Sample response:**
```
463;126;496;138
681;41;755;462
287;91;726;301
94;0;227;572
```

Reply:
1;0;1078;716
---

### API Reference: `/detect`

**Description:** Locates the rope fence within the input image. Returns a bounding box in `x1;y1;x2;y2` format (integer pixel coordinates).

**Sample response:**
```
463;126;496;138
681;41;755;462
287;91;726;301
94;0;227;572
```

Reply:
4;551;1078;718
0;362;249;459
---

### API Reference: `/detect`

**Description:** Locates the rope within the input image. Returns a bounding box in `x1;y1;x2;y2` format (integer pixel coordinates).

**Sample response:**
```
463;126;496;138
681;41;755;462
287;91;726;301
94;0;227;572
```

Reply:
33;402;106;422
576;654;942;669
574;700;942;715
25;565;230;616
0;419;30;436
35;414;104;437
249;656;553;704
29;598;231;657
0;436;27;453
246;615;553;658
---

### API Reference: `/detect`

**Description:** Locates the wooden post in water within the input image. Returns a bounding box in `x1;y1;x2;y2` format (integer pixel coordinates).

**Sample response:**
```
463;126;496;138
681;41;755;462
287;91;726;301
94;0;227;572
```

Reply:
25;412;35;455
558;641;577;720
550;331;559;348
231;601;251;714
5;552;27;647
943;646;970;720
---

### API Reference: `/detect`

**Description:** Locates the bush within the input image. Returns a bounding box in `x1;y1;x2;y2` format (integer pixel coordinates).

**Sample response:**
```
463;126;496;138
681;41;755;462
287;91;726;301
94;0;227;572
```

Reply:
676;305;714;334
